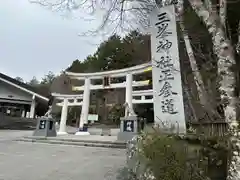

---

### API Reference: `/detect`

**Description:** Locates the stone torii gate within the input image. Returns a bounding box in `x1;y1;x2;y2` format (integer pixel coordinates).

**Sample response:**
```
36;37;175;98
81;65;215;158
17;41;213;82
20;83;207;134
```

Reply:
53;62;153;135
52;4;187;135
51;93;83;135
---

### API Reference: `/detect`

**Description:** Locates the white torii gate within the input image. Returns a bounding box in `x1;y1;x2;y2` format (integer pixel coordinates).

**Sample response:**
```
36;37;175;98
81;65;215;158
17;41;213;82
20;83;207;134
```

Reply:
53;62;153;135
52;4;187;136
51;93;83;135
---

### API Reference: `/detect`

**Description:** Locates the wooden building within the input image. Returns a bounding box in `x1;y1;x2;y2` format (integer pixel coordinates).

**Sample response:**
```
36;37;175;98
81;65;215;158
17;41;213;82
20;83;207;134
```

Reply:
0;73;49;118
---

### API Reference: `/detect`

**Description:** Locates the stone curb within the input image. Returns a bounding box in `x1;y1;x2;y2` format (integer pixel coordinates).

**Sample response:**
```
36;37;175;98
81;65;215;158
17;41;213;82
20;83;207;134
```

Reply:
23;136;126;145
16;138;126;149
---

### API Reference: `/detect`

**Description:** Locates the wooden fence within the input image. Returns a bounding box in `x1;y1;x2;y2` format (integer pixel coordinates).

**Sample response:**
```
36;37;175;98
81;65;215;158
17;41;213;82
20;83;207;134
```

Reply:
189;121;229;137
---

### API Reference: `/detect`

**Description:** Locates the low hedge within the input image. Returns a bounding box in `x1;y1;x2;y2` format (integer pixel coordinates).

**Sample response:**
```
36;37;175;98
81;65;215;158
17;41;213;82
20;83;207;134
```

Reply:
122;128;232;180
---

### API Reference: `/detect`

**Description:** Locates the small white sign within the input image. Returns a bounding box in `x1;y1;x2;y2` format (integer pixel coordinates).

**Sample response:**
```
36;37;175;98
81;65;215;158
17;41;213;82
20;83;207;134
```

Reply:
88;114;99;123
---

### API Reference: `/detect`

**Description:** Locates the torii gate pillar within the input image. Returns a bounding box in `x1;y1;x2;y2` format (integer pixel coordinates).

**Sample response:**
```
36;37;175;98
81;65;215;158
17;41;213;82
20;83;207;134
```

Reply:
75;78;91;135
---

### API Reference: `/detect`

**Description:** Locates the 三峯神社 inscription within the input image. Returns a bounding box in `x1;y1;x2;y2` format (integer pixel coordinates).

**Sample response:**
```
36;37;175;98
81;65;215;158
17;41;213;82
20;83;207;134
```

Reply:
150;5;186;133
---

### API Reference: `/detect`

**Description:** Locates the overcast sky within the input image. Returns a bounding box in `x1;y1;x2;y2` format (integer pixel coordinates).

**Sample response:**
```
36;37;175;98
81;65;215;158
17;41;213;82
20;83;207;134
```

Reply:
0;0;106;82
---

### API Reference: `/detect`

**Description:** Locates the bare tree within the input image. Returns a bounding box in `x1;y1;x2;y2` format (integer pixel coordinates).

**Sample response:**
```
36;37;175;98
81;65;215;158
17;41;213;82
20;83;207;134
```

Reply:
30;0;156;35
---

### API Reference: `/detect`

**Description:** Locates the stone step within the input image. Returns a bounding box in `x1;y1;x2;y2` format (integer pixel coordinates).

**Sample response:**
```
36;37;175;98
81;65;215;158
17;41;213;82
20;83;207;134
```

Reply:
16;137;127;149
23;136;126;145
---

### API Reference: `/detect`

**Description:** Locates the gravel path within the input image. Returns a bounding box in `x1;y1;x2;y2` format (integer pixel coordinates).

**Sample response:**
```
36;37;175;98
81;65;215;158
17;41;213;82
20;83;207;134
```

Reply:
0;130;126;180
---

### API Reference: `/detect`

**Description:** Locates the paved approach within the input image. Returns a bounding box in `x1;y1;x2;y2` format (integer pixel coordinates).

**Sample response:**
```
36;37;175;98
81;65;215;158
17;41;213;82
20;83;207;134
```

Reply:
0;131;126;180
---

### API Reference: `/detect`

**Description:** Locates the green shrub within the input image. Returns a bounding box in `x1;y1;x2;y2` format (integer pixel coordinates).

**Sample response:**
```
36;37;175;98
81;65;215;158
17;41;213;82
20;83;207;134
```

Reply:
126;127;232;180
140;131;208;180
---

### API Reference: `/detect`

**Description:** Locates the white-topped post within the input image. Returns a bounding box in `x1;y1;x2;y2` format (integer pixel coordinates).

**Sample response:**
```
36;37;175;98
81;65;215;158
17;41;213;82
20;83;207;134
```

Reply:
125;73;133;116
76;78;91;135
58;98;68;135
30;95;36;118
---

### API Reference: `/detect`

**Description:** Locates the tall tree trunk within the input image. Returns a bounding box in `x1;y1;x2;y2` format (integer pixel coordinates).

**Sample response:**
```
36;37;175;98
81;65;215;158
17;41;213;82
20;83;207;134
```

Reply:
177;1;219;119
182;73;198;122
219;0;227;29
188;0;236;125
204;0;212;11
187;0;238;178
178;11;206;105
237;22;240;54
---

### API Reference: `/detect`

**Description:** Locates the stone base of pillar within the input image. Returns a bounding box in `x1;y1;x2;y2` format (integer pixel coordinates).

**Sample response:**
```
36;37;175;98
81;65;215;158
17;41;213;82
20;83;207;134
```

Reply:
75;131;90;135
57;131;68;135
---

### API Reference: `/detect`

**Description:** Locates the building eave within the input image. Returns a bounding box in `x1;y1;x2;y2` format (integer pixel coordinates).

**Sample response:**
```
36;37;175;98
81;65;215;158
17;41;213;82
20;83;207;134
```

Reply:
0;76;49;102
